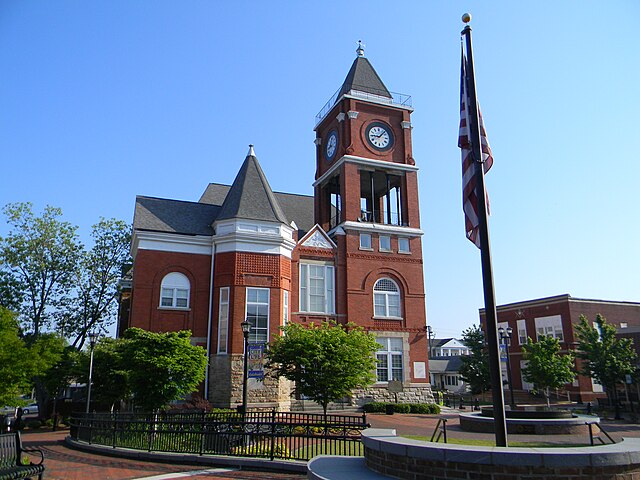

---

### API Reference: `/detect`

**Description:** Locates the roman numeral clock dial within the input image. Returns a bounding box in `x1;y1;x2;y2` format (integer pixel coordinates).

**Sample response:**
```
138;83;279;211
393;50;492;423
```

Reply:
365;122;394;151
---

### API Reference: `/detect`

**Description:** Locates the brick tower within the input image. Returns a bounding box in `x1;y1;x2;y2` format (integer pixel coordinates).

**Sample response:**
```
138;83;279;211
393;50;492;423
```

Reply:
310;44;432;403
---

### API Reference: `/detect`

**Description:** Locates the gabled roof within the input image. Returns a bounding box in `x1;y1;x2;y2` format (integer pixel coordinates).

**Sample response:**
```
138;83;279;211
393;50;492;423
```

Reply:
338;54;391;99
133;196;219;236
216;146;288;225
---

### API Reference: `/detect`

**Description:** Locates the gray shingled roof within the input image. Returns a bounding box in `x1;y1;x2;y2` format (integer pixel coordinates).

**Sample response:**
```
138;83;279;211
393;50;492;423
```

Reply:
134;196;219;236
428;356;464;374
134;150;316;238
216;151;288;224
199;184;315;236
339;55;391;98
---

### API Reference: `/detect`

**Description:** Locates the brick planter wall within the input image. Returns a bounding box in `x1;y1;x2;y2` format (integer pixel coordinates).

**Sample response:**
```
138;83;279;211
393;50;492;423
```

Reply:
361;428;640;480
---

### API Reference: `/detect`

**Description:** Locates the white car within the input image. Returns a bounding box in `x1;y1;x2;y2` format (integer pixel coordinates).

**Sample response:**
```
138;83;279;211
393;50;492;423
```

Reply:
0;406;15;415
21;403;39;416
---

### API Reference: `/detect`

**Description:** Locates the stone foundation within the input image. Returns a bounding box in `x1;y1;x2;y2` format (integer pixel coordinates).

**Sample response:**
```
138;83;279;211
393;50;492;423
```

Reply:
351;383;435;407
207;354;291;410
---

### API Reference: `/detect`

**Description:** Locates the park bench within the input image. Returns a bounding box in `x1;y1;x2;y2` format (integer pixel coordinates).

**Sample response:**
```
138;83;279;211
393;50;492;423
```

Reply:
0;431;45;480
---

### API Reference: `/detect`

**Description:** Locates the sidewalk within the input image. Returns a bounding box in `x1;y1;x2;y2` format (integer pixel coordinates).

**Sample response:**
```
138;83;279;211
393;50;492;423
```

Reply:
19;429;305;480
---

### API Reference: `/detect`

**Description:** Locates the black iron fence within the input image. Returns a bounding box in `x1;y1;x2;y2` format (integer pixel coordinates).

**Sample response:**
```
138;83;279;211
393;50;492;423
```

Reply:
69;410;368;461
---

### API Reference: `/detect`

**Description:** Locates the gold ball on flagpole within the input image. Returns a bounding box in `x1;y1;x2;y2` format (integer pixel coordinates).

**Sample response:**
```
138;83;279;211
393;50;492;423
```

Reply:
462;13;472;23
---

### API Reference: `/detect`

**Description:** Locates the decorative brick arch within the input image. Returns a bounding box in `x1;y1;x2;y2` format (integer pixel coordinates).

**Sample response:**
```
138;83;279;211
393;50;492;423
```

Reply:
152;265;198;309
361;268;409;297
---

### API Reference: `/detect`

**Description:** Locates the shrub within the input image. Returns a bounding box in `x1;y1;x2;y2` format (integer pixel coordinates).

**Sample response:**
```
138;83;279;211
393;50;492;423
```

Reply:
409;403;441;414
363;402;385;413
25;419;42;429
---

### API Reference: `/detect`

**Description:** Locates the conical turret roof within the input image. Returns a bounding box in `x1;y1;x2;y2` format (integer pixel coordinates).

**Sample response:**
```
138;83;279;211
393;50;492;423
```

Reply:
338;45;391;99
216;145;288;225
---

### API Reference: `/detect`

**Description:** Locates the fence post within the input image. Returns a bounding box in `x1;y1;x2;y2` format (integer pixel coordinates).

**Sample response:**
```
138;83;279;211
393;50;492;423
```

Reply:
88;413;93;445
199;411;205;456
112;413;117;448
270;408;277;461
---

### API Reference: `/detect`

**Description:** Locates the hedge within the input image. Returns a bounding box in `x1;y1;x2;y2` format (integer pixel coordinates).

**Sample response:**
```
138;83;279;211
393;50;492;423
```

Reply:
362;402;441;414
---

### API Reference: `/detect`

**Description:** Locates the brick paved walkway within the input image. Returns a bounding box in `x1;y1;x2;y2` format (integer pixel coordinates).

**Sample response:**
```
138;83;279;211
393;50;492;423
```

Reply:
19;430;305;480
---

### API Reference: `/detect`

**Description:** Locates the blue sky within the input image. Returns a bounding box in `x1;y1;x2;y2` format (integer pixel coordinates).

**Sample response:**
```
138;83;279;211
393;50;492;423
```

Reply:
1;1;638;339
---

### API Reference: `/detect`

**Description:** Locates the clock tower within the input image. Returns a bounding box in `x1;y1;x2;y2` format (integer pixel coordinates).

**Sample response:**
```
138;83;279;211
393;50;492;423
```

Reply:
312;44;432;403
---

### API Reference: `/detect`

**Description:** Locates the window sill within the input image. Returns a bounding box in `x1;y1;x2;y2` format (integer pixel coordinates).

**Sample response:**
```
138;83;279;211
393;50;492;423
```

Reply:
158;306;191;311
373;316;404;321
398;250;411;255
297;311;336;315
359;247;374;251
379;249;393;253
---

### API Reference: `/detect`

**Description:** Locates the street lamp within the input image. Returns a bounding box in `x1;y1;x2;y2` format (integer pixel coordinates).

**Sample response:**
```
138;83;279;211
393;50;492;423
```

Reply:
498;326;516;409
426;325;435;358
85;332;98;414
240;320;251;415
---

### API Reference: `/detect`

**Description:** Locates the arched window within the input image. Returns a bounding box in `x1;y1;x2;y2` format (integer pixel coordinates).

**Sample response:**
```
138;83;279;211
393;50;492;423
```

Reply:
160;272;190;308
373;278;401;318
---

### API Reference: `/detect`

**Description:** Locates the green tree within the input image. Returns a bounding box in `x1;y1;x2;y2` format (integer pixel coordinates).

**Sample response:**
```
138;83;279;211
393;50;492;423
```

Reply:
77;337;130;411
266;322;379;414
0;270;23;312
120;328;207;411
0;307;33;405
521;335;575;408
66;218;131;349
458;324;491;395
574;314;637;415
0;203;82;337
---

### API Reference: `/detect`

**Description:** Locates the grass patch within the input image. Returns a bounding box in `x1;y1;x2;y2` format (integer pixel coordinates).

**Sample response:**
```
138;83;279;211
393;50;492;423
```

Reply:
403;435;590;448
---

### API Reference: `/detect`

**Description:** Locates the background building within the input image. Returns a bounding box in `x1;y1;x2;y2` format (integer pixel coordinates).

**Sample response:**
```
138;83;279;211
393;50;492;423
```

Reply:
120;47;434;409
480;294;640;402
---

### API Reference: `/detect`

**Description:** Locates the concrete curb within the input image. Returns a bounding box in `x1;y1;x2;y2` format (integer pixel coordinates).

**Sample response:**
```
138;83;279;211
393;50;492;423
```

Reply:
65;436;308;474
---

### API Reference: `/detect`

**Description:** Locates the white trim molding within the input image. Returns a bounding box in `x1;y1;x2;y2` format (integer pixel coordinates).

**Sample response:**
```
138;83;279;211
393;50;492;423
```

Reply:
132;231;212;257
336;221;423;237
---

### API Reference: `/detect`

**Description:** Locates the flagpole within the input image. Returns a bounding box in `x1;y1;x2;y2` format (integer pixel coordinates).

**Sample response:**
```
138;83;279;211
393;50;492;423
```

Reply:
461;18;508;447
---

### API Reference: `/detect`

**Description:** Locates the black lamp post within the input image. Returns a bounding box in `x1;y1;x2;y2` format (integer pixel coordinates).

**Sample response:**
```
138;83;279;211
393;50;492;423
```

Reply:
426;325;435;358
85;332;98;414
240;320;251;415
498;326;516;409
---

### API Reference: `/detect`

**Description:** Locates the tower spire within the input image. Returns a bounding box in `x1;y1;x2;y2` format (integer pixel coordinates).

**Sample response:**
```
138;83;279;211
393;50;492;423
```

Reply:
356;40;365;57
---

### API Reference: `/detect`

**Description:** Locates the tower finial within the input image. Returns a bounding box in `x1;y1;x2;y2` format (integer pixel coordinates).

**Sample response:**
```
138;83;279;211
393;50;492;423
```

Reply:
356;40;365;57
247;144;255;157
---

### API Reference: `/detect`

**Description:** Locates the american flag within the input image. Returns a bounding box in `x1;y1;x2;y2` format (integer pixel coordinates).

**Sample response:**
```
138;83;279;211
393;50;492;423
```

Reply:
459;50;493;248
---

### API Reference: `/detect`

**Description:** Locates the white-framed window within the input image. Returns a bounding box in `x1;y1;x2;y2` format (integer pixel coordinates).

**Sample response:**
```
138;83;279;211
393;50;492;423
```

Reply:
398;237;410;253
517;319;527;345
379;235;391;251
376;337;403;382
534;315;564;341
299;263;335;313
160;272;190;309
621;322;628;329
360;233;372;249
217;287;230;354
446;375;459;386
282;290;289;328
246;287;269;343
373;278;401;318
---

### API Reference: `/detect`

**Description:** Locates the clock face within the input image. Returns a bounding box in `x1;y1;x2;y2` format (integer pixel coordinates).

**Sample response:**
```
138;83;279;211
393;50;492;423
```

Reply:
366;122;393;151
325;130;338;161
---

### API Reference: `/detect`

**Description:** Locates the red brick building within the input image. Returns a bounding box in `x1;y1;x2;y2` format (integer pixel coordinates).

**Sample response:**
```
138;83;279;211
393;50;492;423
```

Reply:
480;294;640;402
120;47;433;409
